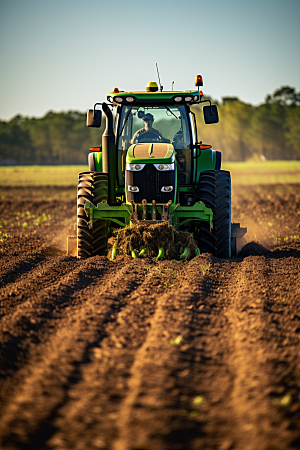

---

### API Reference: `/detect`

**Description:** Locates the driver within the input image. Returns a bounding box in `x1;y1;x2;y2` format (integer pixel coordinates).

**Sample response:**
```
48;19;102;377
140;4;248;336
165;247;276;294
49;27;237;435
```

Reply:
131;113;163;144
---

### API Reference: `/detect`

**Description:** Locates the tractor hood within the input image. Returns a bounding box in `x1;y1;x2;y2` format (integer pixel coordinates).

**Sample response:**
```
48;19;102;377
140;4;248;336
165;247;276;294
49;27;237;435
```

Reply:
126;143;175;164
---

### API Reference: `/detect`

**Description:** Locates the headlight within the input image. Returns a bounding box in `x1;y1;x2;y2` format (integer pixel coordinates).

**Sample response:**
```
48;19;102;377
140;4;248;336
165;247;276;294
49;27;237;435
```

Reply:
126;163;146;171
154;163;174;171
128;185;139;192
185;96;192;102
161;186;173;192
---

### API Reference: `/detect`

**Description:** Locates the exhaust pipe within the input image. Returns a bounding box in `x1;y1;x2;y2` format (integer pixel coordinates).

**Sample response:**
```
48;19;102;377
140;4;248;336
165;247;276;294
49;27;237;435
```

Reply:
102;102;116;205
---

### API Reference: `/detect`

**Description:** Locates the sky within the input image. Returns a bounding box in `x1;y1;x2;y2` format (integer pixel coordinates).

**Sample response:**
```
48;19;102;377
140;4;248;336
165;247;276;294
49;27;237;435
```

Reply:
0;0;299;121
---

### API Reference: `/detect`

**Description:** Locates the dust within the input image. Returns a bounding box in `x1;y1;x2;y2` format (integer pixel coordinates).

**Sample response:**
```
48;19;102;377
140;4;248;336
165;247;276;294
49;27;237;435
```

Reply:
41;244;65;257
231;184;300;250
112;221;198;259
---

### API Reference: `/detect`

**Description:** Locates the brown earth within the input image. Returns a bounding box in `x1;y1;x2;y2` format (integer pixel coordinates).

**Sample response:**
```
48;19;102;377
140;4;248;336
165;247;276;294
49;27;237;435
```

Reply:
0;184;300;450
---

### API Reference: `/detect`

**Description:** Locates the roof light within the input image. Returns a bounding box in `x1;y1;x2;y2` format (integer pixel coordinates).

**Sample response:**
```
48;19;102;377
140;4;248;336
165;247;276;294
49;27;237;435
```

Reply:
200;90;204;97
113;87;119;93
126;96;135;102
161;186;173;192
128;185;139;192
146;81;158;92
115;97;123;103
185;96;192;102
174;96;182;102
195;75;203;87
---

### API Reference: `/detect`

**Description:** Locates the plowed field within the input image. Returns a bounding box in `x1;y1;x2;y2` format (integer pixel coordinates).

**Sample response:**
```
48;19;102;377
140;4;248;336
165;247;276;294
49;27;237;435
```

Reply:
1;183;300;450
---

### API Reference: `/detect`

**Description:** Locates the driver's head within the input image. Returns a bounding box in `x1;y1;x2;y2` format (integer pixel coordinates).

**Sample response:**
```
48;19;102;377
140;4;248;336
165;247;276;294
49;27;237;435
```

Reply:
143;113;154;126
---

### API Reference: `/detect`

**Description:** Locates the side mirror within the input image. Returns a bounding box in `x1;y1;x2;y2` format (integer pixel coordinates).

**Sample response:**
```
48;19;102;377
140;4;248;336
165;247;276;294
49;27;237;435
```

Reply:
86;109;102;127
203;105;219;124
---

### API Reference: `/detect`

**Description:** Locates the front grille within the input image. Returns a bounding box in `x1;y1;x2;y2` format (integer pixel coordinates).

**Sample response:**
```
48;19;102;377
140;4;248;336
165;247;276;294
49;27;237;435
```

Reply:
126;164;175;203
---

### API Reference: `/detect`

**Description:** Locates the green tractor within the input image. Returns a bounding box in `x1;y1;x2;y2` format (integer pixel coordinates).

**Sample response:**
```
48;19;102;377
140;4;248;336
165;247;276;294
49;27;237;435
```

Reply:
68;75;246;259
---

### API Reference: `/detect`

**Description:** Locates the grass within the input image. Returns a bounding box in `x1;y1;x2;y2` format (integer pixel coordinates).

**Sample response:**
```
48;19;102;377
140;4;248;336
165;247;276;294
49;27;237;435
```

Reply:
222;161;300;185
0;231;12;242
0;165;87;186
0;161;300;186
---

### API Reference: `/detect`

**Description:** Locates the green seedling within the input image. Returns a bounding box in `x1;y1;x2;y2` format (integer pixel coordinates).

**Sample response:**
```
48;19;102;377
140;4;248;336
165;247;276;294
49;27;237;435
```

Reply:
170;335;182;345
193;396;205;406
199;263;211;276
0;231;12;242
34;213;51;225
272;392;292;407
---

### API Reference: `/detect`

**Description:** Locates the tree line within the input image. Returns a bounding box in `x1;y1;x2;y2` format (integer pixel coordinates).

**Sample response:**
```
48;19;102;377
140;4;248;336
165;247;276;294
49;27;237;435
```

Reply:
0;86;299;165
193;86;300;161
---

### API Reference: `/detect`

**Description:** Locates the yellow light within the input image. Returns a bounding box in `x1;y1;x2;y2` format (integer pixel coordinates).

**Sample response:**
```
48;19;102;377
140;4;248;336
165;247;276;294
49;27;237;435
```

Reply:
146;81;158;92
113;87;119;93
195;75;203;87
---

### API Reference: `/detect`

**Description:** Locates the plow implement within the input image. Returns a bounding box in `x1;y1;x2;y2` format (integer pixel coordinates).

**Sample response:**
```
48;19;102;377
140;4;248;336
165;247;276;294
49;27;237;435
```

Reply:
83;198;213;260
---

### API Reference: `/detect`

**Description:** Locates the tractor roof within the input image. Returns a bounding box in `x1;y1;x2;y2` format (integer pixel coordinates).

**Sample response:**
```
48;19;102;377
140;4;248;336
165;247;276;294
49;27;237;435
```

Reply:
107;90;202;106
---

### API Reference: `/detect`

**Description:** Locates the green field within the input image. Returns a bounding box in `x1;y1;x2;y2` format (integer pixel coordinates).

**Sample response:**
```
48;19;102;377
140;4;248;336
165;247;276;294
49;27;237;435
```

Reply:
0;161;300;186
222;161;300;185
0;165;87;186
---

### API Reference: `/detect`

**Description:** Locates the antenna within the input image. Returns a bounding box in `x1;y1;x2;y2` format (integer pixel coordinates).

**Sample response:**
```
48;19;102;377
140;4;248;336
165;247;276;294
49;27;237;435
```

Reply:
156;63;163;92
172;81;174;91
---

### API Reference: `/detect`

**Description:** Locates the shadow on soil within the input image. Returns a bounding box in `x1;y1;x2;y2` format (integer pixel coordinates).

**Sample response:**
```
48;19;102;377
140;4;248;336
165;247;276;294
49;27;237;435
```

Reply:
238;241;300;259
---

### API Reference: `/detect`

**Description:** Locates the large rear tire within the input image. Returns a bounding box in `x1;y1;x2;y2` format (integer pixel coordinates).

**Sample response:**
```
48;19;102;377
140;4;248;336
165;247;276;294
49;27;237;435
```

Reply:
77;172;108;259
197;170;231;258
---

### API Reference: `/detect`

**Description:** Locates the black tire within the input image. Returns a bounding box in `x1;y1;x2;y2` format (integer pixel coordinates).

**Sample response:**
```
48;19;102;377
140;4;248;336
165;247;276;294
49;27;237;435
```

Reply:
197;170;231;258
77;171;108;259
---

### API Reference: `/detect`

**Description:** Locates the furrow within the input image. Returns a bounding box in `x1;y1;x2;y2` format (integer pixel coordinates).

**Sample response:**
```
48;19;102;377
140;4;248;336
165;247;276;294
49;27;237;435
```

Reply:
0;258;155;449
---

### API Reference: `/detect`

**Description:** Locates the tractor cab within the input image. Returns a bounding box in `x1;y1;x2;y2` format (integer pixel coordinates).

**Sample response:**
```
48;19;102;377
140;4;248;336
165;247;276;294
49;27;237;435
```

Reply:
117;103;192;187
87;78;220;206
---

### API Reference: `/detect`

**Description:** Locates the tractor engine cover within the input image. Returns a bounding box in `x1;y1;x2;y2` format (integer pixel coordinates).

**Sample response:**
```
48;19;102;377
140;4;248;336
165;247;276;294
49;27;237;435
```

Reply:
126;143;175;204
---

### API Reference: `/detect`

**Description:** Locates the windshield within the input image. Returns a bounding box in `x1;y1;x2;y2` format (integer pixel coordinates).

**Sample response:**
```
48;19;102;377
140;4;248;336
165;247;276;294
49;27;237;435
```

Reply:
116;105;192;185
117;105;191;150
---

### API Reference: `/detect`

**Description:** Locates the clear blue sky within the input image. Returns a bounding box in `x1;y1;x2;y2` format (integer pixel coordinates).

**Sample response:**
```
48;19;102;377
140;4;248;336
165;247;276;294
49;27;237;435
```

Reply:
0;0;299;120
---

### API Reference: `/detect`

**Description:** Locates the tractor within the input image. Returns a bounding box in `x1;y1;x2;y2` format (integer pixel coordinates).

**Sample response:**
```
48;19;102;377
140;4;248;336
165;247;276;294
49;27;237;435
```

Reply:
68;75;246;259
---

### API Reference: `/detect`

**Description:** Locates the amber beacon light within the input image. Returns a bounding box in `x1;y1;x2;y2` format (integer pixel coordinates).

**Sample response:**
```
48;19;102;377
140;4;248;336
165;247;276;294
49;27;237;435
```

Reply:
195;75;203;87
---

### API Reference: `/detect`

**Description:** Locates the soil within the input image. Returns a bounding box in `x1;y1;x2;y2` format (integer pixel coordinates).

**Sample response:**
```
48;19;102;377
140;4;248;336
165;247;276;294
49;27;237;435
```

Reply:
0;184;300;450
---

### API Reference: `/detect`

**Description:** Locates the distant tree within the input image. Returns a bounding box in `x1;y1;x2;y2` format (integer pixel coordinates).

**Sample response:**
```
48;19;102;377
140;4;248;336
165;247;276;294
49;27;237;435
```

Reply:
267;86;300;105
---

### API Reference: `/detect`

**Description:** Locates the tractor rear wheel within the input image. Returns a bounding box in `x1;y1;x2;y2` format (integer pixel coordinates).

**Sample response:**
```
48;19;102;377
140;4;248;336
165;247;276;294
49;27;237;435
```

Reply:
77;171;108;259
197;170;231;258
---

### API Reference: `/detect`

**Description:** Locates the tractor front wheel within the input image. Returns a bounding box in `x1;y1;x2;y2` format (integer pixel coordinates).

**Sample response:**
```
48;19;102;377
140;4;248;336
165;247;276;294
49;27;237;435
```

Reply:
77;172;108;259
197;170;231;258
